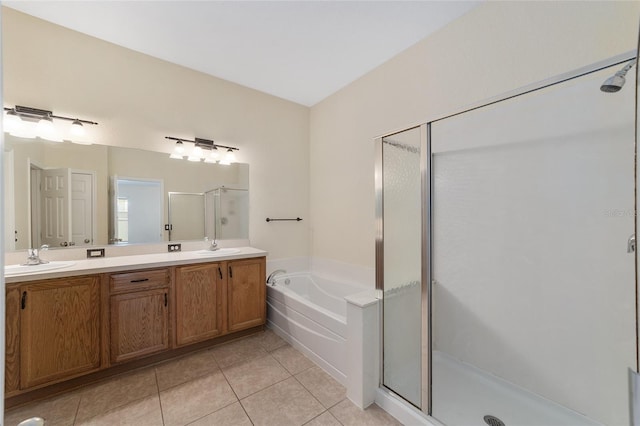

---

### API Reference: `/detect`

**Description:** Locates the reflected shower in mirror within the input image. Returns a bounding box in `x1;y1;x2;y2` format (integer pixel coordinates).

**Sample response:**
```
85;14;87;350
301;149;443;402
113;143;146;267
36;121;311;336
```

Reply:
4;135;249;251
212;188;249;240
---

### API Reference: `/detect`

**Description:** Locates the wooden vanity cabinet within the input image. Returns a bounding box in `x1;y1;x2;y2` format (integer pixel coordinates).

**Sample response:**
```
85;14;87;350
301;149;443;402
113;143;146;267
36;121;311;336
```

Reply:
109;269;170;364
227;258;266;332
17;276;101;389
5;255;266;401
175;262;225;346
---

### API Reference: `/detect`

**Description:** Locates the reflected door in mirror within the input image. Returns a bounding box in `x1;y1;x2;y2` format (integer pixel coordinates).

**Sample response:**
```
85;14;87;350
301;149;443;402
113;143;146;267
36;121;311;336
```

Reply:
36;168;95;248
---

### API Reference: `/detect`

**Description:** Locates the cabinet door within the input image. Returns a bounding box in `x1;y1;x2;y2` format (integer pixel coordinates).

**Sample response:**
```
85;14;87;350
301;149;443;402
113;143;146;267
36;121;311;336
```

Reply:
6;287;21;394
20;276;101;388
110;288;169;364
175;263;224;346
227;258;266;332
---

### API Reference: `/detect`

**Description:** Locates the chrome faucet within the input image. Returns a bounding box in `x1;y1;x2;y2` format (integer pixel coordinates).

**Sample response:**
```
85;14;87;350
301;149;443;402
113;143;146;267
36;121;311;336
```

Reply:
205;237;220;251
267;269;286;286
23;245;49;266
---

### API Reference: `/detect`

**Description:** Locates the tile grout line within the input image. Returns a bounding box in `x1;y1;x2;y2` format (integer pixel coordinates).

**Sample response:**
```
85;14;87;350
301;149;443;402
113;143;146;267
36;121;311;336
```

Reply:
304;407;349;426
218;360;256;425
154;365;222;394
292;373;327;410
236;399;256;426
72;392;83;426
269;346;317;376
154;368;167;426
220;353;294;397
183;400;248;426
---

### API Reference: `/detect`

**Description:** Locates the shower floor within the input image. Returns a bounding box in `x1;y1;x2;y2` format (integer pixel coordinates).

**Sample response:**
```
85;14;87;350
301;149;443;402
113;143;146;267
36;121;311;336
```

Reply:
431;351;602;426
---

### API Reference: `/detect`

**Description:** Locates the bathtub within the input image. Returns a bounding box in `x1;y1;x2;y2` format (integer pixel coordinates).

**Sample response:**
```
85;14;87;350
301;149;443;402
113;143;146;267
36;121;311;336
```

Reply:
266;272;367;384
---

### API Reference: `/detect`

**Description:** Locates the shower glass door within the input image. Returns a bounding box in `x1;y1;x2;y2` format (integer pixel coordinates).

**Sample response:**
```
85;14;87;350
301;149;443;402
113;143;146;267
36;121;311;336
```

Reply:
379;126;424;408
430;62;637;425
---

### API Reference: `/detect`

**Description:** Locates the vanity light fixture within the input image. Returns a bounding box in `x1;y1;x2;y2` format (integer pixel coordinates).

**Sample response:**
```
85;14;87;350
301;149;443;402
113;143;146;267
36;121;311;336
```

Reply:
204;147;220;163
70;119;85;136
220;148;237;165
188;145;204;162
4;109;21;133
165;136;239;164
36;116;55;138
169;140;186;159
3;105;98;144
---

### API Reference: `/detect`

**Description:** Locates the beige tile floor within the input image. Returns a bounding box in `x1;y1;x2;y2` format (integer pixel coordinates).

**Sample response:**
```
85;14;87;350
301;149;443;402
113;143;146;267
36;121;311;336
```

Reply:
5;330;402;426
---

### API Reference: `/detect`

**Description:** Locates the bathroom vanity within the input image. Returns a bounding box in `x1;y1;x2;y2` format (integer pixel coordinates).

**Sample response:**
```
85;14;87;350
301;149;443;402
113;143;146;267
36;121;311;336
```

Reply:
4;248;266;407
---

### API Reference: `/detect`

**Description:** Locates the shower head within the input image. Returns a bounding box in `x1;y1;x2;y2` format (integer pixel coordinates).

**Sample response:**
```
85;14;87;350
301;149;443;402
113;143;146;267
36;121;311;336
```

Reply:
600;59;636;93
600;74;626;92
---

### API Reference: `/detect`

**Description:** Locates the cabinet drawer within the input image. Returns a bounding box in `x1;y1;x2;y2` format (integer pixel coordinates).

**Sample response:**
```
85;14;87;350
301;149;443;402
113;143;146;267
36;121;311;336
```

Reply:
110;268;170;293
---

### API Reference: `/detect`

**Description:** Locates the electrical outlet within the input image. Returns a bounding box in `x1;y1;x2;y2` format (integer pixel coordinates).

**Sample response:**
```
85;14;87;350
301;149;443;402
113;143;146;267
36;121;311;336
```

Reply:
168;243;181;252
87;248;105;258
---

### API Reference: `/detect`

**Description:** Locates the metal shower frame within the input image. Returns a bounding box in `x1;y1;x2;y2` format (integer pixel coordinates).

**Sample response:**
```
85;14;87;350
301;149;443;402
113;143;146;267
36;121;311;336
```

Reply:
374;49;638;420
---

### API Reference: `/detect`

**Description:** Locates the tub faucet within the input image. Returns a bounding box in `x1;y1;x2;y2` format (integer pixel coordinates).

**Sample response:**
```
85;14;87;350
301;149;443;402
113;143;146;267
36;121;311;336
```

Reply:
267;269;286;286
23;245;49;266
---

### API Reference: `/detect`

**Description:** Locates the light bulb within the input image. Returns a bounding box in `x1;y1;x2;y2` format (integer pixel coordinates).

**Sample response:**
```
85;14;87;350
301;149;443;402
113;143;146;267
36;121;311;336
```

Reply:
70;119;85;137
11;119;37;139
170;141;185;159
204;148;220;163
36;116;55;138
224;149;237;164
4;110;22;134
188;145;204;162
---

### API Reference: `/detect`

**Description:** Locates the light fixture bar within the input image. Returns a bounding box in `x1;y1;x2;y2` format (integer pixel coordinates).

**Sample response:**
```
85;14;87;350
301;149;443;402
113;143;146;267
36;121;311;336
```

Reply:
165;136;239;152
4;105;98;125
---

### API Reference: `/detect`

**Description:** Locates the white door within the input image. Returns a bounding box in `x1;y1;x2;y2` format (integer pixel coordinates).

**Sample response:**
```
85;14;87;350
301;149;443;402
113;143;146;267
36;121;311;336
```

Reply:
71;172;94;246
41;168;71;247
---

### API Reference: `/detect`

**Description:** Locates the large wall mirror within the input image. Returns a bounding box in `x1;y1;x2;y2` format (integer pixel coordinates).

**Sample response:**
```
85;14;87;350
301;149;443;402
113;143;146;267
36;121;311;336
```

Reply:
4;135;249;251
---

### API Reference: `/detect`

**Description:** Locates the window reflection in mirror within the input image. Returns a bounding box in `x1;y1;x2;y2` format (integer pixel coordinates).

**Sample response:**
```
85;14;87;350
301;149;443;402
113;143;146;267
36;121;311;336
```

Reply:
110;177;163;245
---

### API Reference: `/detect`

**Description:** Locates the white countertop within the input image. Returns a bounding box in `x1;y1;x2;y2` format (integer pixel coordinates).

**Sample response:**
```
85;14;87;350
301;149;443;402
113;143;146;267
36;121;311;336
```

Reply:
5;246;267;284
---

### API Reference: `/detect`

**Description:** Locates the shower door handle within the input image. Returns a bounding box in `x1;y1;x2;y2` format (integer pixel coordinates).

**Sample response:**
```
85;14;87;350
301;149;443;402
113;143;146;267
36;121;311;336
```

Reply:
628;234;636;253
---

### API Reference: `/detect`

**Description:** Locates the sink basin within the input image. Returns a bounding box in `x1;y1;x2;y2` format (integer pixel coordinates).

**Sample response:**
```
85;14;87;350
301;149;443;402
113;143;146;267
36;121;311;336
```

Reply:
194;248;241;256
5;261;76;277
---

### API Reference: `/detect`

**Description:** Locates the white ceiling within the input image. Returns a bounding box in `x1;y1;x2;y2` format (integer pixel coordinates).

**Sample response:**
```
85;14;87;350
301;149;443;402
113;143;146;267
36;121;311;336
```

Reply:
4;1;481;106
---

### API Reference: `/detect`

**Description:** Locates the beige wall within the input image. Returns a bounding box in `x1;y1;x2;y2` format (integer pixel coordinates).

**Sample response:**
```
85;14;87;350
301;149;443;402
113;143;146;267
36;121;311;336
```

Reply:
309;1;640;270
2;7;310;259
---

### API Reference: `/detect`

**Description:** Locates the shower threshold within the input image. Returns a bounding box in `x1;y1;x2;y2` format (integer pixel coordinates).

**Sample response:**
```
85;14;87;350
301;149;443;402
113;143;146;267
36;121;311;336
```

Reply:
431;351;602;426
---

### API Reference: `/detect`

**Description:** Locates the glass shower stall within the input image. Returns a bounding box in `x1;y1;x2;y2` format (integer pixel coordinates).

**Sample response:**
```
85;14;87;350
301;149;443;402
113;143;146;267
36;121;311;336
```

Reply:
376;51;638;425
